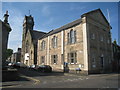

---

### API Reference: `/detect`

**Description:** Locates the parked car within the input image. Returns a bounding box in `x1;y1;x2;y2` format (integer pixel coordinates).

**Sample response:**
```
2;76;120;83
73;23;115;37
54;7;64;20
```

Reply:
13;62;27;68
37;65;52;73
29;65;35;70
29;65;39;70
8;62;15;69
3;61;13;69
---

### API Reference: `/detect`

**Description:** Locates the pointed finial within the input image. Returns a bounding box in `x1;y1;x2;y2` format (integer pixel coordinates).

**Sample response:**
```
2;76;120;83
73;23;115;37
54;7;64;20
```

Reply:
6;10;8;15
29;10;30;16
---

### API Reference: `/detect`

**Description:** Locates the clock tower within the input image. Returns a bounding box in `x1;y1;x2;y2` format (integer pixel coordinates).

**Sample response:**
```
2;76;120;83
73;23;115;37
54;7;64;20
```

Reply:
21;15;34;64
23;15;34;38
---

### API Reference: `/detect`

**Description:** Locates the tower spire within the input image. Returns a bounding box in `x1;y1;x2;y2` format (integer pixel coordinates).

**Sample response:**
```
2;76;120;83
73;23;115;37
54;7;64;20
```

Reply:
29;10;31;16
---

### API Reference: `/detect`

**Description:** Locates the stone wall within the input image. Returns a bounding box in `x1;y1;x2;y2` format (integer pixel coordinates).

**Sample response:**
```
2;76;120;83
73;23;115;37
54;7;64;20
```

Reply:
86;12;113;73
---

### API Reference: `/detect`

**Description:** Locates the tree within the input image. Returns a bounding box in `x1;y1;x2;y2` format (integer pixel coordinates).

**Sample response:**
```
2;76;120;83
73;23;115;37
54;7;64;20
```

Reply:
6;49;13;59
113;39;117;45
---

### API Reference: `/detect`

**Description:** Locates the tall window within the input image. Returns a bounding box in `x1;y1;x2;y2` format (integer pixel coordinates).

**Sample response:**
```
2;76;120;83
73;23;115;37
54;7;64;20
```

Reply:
52;36;58;48
68;29;76;44
51;55;58;64
26;41;29;53
100;54;104;68
92;54;96;68
41;40;45;50
92;55;96;68
41;56;45;64
100;35;104;42
92;56;95;63
67;33;70;44
68;52;77;64
31;51;33;60
91;33;95;40
107;39;110;44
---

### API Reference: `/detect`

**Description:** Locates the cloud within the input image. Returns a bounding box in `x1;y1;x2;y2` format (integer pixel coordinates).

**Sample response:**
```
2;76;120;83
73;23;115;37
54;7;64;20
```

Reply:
41;5;51;16
43;17;54;26
5;8;24;52
70;6;86;11
40;17;55;31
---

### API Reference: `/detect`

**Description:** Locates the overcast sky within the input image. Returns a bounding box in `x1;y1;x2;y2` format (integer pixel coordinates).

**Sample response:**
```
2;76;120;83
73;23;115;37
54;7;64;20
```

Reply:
1;2;118;52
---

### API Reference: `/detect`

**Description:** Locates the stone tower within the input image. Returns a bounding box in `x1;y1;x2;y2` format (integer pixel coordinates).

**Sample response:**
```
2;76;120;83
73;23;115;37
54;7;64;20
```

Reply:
23;15;34;39
21;15;34;63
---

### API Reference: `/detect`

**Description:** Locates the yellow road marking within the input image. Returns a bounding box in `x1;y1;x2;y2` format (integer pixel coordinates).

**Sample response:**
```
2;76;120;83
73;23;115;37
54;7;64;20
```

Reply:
0;84;21;88
19;74;40;85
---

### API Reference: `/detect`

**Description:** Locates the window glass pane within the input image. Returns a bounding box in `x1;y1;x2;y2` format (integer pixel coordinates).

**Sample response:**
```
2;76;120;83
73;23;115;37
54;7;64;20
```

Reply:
67;33;70;44
71;53;74;57
41;56;45;63
75;52;77;63
71;59;74;63
51;55;57;64
74;31;76;42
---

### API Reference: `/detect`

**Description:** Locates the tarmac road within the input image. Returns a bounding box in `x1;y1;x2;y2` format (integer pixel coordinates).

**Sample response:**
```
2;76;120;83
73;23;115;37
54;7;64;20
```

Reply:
1;68;119;89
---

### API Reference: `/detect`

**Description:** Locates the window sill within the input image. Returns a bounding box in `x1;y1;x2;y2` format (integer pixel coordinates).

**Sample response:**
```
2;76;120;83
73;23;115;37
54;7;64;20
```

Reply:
70;63;75;65
67;42;77;45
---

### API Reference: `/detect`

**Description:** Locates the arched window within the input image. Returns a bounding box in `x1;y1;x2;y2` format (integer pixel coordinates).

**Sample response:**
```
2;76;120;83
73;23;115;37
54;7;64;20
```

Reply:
25;41;29;53
31;51;33;60
41;40;45;50
52;36;58;48
70;30;74;43
68;29;76;44
100;54;104;68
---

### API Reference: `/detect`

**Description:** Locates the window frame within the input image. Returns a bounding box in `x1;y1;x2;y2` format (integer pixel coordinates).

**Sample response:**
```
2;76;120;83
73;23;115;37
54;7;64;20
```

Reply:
91;33;95;40
100;35;104;42
41;40;46;51
68;52;77;64
68;29;77;44
41;56;45;64
51;55;58;64
52;36;58;48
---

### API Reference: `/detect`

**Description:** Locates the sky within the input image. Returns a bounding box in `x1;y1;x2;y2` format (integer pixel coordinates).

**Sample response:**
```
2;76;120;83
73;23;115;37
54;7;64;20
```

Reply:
1;2;119;52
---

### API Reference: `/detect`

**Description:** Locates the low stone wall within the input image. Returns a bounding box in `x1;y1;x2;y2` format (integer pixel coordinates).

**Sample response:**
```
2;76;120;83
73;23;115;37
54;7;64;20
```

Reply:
2;69;19;82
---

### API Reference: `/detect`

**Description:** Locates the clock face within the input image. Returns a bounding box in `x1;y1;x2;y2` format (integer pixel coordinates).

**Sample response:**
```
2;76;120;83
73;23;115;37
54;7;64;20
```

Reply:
28;19;32;23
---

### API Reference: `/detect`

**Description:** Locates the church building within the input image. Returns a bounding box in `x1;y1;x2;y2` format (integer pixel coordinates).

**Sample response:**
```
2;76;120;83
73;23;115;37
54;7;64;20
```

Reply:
21;15;46;66
21;9;113;74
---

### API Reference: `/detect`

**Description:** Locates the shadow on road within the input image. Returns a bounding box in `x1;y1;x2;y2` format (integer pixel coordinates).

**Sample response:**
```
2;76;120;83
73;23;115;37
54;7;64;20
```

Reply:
2;75;30;82
18;68;65;77
2;69;30;82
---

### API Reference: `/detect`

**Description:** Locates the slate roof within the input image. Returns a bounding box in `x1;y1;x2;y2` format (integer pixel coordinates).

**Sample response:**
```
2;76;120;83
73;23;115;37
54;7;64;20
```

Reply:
40;18;82;39
30;30;46;40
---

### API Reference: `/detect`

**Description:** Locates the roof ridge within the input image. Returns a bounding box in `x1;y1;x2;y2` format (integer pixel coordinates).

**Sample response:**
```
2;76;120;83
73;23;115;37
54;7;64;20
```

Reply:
54;18;81;31
31;30;46;33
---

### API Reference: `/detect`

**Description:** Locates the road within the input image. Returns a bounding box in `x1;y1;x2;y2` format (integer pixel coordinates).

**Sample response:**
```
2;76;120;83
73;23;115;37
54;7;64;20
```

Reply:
2;68;119;88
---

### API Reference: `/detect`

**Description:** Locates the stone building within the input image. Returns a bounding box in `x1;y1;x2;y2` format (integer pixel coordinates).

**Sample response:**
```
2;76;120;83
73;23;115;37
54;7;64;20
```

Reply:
0;11;12;67
21;15;46;66
112;41;120;72
37;9;113;74
9;48;21;63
